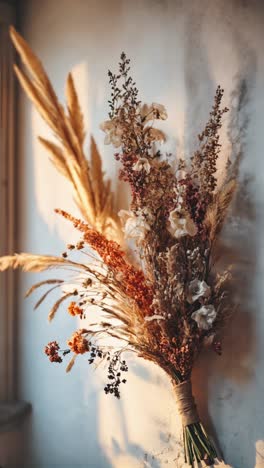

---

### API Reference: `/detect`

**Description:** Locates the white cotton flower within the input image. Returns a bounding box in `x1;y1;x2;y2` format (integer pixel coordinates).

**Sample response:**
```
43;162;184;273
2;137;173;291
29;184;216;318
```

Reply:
141;102;168;122
187;279;211;304
118;209;150;243
168;209;197;238
118;209;133;225
191;305;217;330
132;157;151;174
124;217;149;241
100;119;123;148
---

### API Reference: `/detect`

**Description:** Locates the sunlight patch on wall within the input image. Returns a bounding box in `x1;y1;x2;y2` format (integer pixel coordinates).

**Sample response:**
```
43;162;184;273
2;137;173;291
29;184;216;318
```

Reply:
98;359;184;467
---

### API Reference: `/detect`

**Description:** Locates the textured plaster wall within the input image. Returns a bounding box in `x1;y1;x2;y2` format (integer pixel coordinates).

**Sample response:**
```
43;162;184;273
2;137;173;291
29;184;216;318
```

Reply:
12;0;264;467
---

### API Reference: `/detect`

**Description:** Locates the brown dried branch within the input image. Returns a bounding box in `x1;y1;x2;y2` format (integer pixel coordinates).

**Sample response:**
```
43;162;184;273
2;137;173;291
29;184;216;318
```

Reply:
205;179;237;242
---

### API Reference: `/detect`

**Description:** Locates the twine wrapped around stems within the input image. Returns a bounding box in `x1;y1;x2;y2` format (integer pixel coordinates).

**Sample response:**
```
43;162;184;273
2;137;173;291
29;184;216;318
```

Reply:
173;380;199;426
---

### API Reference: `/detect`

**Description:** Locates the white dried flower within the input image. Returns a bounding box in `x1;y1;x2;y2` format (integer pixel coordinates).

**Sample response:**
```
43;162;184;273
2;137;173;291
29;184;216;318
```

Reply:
118;210;150;243
145;127;166;142
187;279;211;304
191;305;217;330
132;158;151;174
168;209;197;238
141;102;168;121
100;119;123;148
151;103;168;120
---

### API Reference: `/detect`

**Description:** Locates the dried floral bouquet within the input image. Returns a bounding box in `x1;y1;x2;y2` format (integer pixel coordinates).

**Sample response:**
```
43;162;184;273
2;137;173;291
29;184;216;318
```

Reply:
0;27;238;467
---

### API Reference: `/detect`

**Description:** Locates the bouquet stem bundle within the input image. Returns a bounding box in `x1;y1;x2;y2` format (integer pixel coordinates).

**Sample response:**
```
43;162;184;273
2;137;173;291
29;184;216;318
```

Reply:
174;381;217;465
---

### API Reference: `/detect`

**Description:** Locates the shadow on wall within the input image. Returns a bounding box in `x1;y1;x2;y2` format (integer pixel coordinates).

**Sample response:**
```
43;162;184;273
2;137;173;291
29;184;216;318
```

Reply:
192;59;264;468
96;357;185;468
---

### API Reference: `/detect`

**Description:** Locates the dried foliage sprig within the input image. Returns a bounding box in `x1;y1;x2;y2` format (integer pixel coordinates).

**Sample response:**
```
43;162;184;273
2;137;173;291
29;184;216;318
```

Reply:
10;26;122;242
1;44;239;467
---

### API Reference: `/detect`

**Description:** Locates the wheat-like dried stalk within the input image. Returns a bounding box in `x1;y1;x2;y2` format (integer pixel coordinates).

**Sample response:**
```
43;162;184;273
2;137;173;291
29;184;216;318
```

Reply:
66;355;77;373
9;26;123;243
25;279;64;297
0;253;91;273
48;291;75;322
0;251;144;334
33;285;65;311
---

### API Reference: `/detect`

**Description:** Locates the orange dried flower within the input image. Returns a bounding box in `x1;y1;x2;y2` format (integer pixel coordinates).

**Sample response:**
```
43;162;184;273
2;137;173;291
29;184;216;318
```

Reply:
67;330;89;354
68;301;83;317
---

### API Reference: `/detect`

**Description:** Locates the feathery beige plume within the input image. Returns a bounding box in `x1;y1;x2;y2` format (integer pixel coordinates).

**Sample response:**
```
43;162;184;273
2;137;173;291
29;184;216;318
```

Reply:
90;136;104;214
66;73;85;146
9;26;123;243
0;253;90;274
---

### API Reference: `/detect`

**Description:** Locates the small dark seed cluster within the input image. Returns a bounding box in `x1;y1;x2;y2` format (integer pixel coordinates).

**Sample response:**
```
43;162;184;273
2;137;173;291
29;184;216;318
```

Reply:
104;352;128;399
87;344;128;399
87;343;104;363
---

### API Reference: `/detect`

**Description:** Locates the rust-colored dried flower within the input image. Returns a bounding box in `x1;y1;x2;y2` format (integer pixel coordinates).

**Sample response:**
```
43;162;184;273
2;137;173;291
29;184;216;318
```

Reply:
55;209;154;315
67;330;90;354
68;301;83;317
44;341;63;363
